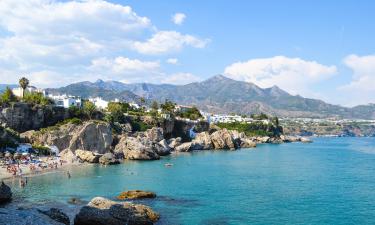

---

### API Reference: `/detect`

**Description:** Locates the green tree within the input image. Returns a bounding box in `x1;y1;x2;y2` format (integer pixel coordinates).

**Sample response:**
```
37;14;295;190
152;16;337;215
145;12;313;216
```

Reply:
160;99;175;114
151;100;159;117
0;87;17;104
23;92;53;106
19;77;29;98
83;101;96;120
107;102;125;123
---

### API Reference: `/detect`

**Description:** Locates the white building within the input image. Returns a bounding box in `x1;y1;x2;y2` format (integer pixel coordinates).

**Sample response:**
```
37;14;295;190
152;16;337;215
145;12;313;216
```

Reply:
48;94;82;108
207;114;254;124
88;97;109;109
12;86;44;98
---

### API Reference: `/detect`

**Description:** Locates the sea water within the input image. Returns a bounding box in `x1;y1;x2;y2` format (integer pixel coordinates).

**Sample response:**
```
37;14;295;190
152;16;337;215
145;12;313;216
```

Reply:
7;137;375;224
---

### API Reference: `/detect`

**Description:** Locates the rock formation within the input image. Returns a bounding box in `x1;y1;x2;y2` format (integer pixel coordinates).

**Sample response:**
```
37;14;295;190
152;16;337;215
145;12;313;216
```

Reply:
74;197;159;225
0;181;12;203
115;136;160;160
210;129;236;150
75;150;100;163
21;121;112;154
117;190;156;200
99;153;120;165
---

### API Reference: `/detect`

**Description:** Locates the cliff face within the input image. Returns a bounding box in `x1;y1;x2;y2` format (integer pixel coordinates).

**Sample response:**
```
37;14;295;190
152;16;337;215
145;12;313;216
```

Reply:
21;121;113;154
0;103;69;132
162;118;209;141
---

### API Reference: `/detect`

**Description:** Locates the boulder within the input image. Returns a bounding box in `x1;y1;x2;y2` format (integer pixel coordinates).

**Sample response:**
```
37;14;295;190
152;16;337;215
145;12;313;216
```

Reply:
59;149;77;163
74;197;159;225
115;137;160;160
0;181;12;203
145;127;164;143
193;132;212;150
168;137;182;149
117;190;156;200
240;138;257;148
99;153;120;165
154;139;171;156
75;150;100;163
174;142;193;152
210;129;236;150
38;208;70;225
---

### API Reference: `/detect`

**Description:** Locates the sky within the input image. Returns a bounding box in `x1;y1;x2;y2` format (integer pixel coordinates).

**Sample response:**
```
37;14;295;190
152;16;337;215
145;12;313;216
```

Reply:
0;0;375;106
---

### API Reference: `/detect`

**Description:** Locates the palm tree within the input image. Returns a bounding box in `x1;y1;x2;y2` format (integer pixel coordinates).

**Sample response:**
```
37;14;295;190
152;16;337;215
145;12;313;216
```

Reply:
19;77;29;98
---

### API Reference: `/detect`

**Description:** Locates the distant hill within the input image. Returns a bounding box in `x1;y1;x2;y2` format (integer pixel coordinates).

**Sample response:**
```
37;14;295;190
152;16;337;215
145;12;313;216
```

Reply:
0;84;17;93
46;75;375;119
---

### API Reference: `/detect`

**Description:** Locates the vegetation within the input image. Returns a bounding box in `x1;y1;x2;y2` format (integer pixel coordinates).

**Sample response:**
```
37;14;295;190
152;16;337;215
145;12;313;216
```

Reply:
176;106;203;120
23;92;54;106
160;99;176;114
0;87;17;105
130;119;152;132
56;117;82;126
217;121;283;137
83;100;97;120
32;145;52;156
19;77;29;98
251;113;269;120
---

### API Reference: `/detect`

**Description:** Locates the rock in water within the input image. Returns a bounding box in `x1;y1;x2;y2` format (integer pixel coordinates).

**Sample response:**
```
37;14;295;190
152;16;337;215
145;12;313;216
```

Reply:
0;181;12;203
59;149;77;163
193;132;212;150
74;197;159;225
174;142;193;152
117;190;156;200
240;138;257;148
168;137;182;149
0;208;65;225
99;153;120;165
210;129;236;150
154;139;171;156
115;136;160;160
75;150;100;163
38;208;70;225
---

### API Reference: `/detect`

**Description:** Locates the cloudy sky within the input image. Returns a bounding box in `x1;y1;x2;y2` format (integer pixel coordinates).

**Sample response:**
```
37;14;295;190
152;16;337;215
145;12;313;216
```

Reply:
0;0;374;106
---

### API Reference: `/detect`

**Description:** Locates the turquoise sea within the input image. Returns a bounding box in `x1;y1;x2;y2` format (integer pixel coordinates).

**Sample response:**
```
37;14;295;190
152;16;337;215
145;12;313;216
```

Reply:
6;137;375;224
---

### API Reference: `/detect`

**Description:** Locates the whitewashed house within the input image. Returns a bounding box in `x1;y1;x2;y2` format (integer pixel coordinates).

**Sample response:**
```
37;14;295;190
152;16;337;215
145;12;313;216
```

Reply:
88;97;109;110
12;86;44;98
48;94;82;108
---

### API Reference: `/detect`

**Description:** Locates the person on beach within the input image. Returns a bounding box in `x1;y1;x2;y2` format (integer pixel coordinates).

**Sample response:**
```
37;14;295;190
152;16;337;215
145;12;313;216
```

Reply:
67;171;71;179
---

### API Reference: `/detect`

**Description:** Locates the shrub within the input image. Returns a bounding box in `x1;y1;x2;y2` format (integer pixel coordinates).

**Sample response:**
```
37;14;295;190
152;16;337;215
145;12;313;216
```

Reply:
23;92;53;106
32;145;52;156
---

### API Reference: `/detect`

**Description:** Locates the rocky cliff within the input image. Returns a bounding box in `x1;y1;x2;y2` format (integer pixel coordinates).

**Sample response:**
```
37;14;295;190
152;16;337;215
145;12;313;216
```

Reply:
0;102;69;132
21;121;112;154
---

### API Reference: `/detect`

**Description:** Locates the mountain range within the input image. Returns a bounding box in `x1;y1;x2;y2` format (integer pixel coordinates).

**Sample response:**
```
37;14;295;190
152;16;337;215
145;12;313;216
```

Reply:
42;75;375;119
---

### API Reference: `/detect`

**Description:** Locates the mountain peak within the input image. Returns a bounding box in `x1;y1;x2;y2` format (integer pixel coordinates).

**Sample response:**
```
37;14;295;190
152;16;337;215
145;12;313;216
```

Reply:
94;79;105;84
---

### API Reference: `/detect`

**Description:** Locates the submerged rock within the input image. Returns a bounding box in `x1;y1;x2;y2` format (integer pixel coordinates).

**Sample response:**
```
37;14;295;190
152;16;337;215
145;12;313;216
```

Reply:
0;207;65;225
74;197;159;225
0;181;12;204
75;150;100;163
117;190;156;200
38;208;70;225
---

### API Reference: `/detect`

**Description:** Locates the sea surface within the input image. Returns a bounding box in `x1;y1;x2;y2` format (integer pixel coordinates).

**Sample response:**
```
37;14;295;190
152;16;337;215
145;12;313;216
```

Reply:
6;137;375;225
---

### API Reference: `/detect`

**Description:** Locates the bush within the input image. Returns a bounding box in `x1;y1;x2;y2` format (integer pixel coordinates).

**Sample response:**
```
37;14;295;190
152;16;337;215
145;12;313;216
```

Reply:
216;121;282;137
177;106;202;120
0;87;18;105
23;92;53;106
130;120;152;132
56;117;82;126
32;145;52;156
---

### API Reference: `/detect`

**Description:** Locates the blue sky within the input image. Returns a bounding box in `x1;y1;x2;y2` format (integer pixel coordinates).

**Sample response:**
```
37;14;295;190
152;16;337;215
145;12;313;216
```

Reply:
0;0;374;106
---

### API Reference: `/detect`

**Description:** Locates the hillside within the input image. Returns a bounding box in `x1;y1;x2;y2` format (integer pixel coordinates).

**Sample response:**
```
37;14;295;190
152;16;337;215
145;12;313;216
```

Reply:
36;75;375;119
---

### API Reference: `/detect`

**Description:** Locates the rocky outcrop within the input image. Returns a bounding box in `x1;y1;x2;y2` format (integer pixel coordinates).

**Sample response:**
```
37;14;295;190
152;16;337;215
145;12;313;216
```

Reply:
174;142;193;152
240;138;257;148
37;208;70;225
74;197;159;225
192;132;212;150
210;129;236;150
75;150;100;163
117;190;156;200
99;153;120;165
144;127;164;143
154;139;171;156
168;137;181;149
0;102;69;132
21;121;112;154
0;181;12;204
115;136;160;160
59;149;77;163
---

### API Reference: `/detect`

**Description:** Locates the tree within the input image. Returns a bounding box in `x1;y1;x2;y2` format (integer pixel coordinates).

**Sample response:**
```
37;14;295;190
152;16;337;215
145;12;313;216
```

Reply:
0;87;17;104
150;101;159;118
83;101;96;120
19;77;29;98
160;99;175;114
107;102;125;123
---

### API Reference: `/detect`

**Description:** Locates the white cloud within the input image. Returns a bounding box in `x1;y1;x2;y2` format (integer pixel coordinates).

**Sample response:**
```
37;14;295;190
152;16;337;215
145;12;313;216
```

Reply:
162;73;201;85
166;58;178;65
88;57;162;82
172;13;186;25
132;31;209;55
0;0;208;87
224;56;337;96
337;54;375;105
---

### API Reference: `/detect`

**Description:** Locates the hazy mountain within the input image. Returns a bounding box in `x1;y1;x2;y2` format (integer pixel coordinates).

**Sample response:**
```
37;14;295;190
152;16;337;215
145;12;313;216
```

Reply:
46;75;375;119
0;84;17;93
